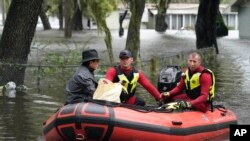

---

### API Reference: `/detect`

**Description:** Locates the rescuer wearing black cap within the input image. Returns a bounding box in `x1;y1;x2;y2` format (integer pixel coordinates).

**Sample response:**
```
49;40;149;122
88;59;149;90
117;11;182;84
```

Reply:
119;49;133;58
105;49;161;106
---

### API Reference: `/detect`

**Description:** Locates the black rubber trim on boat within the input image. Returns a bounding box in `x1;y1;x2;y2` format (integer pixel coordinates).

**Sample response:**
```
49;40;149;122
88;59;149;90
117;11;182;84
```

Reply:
102;106;115;141
43;118;55;134
75;103;84;129
43;109;67;141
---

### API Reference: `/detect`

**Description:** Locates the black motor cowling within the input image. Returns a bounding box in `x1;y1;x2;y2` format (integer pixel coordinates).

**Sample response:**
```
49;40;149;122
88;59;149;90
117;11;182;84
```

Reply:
157;66;182;93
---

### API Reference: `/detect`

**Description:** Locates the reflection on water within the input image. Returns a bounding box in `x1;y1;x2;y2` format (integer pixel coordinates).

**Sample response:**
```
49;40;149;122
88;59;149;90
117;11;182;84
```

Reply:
0;39;250;140
215;39;250;125
0;88;64;141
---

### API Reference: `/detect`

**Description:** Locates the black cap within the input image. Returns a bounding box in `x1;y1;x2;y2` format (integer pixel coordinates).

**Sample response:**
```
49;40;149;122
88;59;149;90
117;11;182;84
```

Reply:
119;49;132;58
82;49;100;63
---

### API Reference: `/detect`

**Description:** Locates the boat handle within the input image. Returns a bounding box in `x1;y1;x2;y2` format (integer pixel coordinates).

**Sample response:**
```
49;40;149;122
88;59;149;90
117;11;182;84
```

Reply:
76;134;85;141
172;120;183;125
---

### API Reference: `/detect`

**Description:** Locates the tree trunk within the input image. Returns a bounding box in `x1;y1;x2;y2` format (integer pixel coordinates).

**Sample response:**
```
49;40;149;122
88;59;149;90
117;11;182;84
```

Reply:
119;10;128;37
58;1;63;30
155;0;170;32
155;14;168;32
0;0;43;85
103;23;114;64
40;4;52;30
87;0;114;64
1;0;5;25
126;0;145;63
195;0;219;54
64;0;72;38
72;0;83;31
216;10;228;37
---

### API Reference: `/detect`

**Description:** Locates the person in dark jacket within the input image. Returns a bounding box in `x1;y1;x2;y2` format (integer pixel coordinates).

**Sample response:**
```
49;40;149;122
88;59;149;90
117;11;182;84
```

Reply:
65;49;100;104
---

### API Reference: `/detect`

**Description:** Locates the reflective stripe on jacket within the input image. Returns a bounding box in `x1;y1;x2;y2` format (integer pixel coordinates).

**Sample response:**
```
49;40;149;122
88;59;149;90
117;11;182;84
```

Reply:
114;66;139;102
184;68;215;101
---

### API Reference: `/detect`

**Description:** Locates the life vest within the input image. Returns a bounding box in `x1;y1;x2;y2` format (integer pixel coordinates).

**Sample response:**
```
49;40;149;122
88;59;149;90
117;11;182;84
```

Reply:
114;66;139;102
184;68;215;101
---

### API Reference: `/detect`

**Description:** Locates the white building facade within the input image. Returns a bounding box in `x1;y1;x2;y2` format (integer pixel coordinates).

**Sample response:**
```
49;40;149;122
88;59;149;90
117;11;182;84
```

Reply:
231;0;250;39
147;4;238;30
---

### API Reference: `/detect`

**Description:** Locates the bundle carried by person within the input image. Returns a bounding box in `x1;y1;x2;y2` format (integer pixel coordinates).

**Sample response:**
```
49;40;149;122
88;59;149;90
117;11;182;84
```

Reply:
93;78;124;103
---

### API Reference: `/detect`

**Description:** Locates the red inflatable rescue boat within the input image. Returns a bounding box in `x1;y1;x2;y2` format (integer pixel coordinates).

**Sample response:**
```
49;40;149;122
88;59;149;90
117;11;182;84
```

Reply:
43;100;237;141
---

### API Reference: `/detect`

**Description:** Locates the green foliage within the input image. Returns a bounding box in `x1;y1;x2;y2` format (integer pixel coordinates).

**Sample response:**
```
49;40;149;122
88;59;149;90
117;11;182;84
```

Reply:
221;0;233;4
147;0;233;3
149;0;233;4
82;0;115;64
46;0;63;16
32;51;80;78
30;41;85;78
77;0;91;18
44;0;233;17
2;0;11;12
87;0;116;24
78;0;117;18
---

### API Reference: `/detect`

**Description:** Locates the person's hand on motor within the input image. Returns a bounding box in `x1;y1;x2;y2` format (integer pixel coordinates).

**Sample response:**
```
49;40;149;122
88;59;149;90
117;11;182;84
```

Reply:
177;100;192;109
160;92;171;100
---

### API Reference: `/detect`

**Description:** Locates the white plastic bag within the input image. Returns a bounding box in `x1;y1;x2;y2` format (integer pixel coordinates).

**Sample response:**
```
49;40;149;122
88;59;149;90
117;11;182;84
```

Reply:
93;78;122;103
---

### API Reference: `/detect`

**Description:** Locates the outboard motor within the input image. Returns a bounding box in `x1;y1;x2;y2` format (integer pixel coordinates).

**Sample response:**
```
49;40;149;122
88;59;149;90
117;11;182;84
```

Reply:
158;66;182;93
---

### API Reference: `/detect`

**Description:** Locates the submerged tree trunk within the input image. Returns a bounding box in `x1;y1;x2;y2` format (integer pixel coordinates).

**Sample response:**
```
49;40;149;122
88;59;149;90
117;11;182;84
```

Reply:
195;0;219;54
155;14;168;32
40;4;52;30
119;10;128;37
216;10;228;37
58;1;63;30
155;0;171;32
0;0;43;85
72;0;83;31
126;0;145;63
103;23;114;64
1;0;5;25
87;0;115;64
64;0;72;38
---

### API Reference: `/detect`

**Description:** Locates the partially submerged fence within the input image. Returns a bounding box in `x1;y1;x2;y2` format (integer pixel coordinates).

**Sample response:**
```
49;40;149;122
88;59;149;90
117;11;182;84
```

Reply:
0;47;216;89
141;47;216;75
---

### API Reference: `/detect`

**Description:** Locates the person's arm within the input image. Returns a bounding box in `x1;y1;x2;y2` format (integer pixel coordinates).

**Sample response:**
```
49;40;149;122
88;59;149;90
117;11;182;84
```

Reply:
137;70;161;101
190;73;212;106
81;77;96;96
169;77;185;96
105;67;117;81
